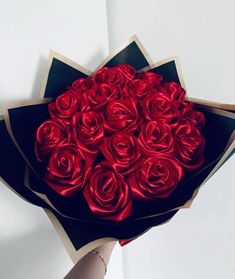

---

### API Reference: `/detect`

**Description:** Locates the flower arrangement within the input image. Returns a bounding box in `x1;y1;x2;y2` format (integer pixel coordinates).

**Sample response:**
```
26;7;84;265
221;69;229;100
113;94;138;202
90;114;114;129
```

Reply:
0;37;234;262
35;65;206;222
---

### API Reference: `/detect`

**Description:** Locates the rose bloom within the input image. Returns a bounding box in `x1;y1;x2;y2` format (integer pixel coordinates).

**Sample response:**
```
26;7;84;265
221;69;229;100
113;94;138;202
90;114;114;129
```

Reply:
137;72;163;88
173;123;205;170
130;79;151;99
71;111;103;155
115;64;136;81
103;97;140;134
180;106;205;130
100;131;141;175
128;156;184;200
94;64;136;86
35;118;70;161
161;82;186;101
94;67;126;87
83;83;118;111
83;161;133;221
138;121;174;156
141;92;179;127
48;89;89;124
71;77;95;93
130;72;162;100
44;144;92;197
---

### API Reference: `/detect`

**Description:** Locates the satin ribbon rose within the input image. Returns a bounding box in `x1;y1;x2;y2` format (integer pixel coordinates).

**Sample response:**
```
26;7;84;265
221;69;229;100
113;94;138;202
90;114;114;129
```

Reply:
100;131;141;175
35;118;70;161
44;144;92;197
83;161;133;222
128;156;184;200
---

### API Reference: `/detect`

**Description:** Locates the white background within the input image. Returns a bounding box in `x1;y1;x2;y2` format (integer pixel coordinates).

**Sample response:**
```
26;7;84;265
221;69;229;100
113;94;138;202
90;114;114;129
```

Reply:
1;0;235;278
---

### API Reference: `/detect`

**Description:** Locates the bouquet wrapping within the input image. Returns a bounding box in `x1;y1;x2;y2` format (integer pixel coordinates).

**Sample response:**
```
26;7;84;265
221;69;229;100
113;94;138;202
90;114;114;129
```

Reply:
0;36;234;263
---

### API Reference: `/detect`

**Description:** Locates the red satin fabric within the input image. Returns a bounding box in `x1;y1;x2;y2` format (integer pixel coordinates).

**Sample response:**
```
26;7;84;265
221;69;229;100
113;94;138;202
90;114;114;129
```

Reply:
83;162;133;221
35;64;206;222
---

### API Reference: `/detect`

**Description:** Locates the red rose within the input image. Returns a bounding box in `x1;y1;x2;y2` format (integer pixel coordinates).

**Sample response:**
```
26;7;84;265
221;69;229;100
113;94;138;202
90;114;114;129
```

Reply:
83;83;118;111
131;72;162;99
115;64;136;80
142;92;179;126
100;132;141;175
138;121;174;156
71;111;103;154
35;118;70;161
128;156;183;200
180;106;205;130
161;82;186;101
94;67;125;86
103;97;139;134
117;84;133;99
44;144;92;196
83;161;133;221
48;90;89;124
137;72;163;88
130;79;151;99
71;77;95;93
173;124;205;170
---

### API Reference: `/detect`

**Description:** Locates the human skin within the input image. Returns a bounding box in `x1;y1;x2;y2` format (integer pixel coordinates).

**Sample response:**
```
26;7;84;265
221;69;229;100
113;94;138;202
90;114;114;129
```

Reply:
64;241;116;279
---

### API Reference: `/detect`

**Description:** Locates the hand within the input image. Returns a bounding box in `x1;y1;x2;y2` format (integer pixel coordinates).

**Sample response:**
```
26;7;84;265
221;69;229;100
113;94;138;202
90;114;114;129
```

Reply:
64;241;116;279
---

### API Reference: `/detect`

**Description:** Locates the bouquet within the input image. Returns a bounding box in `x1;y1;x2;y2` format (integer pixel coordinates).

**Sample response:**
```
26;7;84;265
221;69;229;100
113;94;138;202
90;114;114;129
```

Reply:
0;36;234;263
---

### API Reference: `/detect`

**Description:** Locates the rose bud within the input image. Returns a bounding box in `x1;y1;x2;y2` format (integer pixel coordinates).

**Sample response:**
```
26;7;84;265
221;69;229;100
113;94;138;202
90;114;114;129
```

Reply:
137;72;163;88
44;144;92;197
130;79;150;99
180;106;205;130
83;83;118;111
115;64;136;81
161;82;186;101
71;111;104;155
142;92;179;127
138;121;174;156
48;89;89;124
35;118;70;161
128;156;184;200
100;132;141;175
94;67;126;87
173;124;206;171
71;77;95;93
103;97;140;134
83;161;133;222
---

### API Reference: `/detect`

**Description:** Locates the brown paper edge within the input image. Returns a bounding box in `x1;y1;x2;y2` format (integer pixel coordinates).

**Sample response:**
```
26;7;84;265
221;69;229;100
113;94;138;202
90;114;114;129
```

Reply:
188;97;235;111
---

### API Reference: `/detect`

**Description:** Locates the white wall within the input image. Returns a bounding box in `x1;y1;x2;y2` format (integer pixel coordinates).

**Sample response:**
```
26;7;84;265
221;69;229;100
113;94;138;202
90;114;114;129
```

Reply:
0;0;109;103
106;1;235;278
